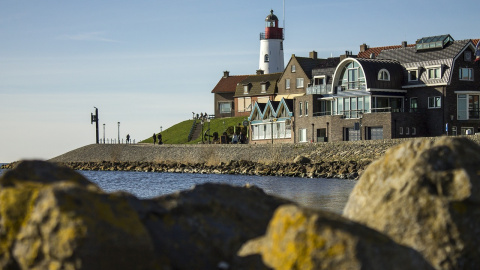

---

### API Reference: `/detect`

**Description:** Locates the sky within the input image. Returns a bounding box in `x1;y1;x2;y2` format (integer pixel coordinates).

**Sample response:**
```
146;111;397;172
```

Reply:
0;0;478;163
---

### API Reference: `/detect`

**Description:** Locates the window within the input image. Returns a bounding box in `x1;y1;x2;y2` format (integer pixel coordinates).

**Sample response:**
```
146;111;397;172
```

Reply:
340;61;366;90
299;128;307;142
243;85;249;94
428;96;441;108
469;95;480;119
299;102;303;116
296;78;304;88
452;126;457;136
261;83;267;93
378;69;390;81
219;102;231;114
406;127;410;135
410;97;418;112
412;127;416;135
237;97;252;112
291;65;296;73
264;54;269;62
305;102;309;116
408;69;419;81
399;127;403;135
286;79;290;89
427;66;441;79
459;68;473;81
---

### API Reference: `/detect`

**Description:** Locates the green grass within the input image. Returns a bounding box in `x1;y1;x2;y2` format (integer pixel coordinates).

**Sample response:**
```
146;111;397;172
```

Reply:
140;116;249;144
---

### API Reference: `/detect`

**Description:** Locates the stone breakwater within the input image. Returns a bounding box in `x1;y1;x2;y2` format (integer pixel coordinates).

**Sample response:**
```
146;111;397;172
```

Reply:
4;135;480;179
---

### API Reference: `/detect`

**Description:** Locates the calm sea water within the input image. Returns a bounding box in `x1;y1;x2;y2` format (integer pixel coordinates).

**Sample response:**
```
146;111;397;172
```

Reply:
0;167;356;214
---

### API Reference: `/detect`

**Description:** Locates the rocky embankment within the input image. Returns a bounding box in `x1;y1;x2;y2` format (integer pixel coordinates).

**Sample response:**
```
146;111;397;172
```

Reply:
2;136;480;269
4;137;463;179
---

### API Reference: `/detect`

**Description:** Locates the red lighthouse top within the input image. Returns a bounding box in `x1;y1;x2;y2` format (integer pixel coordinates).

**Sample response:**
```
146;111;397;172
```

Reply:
261;10;284;40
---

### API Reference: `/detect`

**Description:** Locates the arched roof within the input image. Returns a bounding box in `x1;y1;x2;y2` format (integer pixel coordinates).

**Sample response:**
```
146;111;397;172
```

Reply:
331;58;404;90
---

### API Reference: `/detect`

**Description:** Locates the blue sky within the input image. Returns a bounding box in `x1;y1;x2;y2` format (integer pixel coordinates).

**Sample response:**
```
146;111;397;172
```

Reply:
0;0;477;162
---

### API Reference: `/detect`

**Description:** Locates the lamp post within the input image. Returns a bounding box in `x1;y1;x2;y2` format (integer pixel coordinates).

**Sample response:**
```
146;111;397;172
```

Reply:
103;124;105;144
117;122;120;144
160;126;163;133
201;119;204;144
91;107;99;144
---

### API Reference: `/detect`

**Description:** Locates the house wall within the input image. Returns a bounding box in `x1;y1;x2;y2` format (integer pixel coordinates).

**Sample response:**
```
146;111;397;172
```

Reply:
277;56;309;96
235;95;274;117
214;93;235;118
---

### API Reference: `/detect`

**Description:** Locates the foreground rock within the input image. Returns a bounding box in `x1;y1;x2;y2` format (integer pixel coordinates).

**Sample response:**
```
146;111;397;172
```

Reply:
344;137;480;270
0;160;289;269
238;204;434;270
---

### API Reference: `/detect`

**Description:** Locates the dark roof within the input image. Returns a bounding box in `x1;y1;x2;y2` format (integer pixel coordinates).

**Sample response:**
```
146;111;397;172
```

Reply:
358;44;416;59
295;57;339;80
356;58;404;89
266;10;278;21
377;39;470;63
311;57;341;84
211;75;249;93
234;73;282;97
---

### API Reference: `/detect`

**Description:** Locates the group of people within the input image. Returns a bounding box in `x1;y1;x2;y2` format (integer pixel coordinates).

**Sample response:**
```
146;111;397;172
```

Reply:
152;133;163;145
231;132;246;144
193;112;209;120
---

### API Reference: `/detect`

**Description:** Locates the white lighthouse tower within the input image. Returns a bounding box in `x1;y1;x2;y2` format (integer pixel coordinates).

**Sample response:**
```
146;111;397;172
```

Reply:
259;10;284;74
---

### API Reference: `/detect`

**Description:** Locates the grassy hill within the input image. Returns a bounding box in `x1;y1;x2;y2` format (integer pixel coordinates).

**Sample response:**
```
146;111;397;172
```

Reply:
140;116;248;144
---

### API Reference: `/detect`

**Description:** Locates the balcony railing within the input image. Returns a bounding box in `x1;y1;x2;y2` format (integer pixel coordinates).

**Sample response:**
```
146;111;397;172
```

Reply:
310;107;412;119
307;84;332;95
260;32;284;40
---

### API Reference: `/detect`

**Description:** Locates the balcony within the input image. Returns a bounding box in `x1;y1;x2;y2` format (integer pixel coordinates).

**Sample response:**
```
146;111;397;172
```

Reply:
260;32;284;40
307;84;332;95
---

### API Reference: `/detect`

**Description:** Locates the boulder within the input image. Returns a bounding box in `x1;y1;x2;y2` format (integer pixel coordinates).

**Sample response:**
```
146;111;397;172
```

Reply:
237;204;434;270
134;182;291;270
0;160;158;270
294;155;311;165
344;137;480;269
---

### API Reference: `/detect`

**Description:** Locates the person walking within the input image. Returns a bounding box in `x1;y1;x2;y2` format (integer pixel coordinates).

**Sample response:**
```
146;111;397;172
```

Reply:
153;133;157;145
157;133;163;145
126;134;130;144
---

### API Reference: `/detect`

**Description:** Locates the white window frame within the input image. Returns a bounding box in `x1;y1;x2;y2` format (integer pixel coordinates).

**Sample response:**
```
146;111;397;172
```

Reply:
378;69;390;81
261;83;267;93
285;79;290;90
406;127;410;135
296;78;304;88
459;68;474;81
428;96;441;109
426;65;442;79
243;85;249;94
399;127;403;135
305;101;309;116
407;67;419;82
412;127;416;135
291;65;296;73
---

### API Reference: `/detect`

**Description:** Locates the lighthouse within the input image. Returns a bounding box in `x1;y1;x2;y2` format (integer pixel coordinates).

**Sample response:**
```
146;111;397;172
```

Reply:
259;10;284;74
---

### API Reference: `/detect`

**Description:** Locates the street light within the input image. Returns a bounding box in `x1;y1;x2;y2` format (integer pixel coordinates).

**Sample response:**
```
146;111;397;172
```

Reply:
117;122;120;144
160;126;163;133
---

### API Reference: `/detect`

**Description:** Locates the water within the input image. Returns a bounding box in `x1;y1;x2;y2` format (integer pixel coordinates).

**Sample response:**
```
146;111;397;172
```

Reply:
0;168;356;214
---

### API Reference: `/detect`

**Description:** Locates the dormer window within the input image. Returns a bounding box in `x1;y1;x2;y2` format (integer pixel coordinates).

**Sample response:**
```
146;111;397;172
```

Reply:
378;69;390;81
407;67;419;82
243;84;250;94
261;82;268;93
426;65;442;79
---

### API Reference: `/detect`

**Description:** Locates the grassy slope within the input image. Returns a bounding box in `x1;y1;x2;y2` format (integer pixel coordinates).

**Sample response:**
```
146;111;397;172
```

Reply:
140;116;248;144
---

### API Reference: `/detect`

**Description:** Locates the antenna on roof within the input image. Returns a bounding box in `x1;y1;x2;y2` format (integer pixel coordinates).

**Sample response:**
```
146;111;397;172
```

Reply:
283;0;285;37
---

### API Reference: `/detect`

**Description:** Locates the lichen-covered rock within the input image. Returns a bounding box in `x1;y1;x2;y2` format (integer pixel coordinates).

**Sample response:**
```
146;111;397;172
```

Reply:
133;182;291;270
0;160;158;270
237;204;433;270
344;137;480;270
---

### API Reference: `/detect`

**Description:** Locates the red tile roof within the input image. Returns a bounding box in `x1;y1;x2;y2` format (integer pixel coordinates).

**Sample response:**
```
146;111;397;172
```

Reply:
357;44;416;59
211;75;249;93
473;39;479;47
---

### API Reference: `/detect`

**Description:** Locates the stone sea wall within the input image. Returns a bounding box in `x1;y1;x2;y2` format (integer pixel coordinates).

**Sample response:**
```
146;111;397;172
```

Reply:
4;135;480;179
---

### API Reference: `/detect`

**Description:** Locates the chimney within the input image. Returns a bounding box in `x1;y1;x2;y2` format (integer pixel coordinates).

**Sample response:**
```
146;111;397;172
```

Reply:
401;41;408;48
309;51;318;59
360;43;369;52
223;71;230;78
256;69;264;75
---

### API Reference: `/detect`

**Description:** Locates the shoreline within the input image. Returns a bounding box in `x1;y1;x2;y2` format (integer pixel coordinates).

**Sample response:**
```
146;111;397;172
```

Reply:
2;160;368;180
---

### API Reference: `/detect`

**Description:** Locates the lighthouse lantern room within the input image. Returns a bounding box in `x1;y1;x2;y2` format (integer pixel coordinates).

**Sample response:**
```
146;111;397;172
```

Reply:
259;10;284;74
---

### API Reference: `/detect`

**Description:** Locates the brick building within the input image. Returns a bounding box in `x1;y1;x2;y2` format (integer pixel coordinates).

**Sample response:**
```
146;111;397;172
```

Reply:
294;35;480;143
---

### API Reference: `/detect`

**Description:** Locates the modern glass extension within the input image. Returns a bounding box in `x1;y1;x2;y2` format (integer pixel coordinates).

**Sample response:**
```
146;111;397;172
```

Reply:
315;96;404;118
